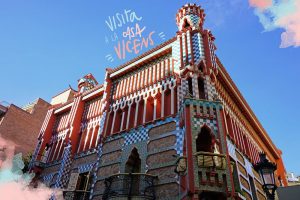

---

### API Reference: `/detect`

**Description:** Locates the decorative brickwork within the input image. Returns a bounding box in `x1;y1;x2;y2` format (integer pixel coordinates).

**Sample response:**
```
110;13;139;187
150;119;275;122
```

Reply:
148;122;176;138
147;150;177;167
97;164;120;177
147;135;176;151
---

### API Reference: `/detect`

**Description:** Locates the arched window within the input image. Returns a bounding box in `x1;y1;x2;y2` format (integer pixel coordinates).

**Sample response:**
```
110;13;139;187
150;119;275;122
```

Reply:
145;96;154;123
182;18;191;29
196;125;215;153
113;109;122;133
125;148;141;173
198;61;205;72
198;77;205;99
125;148;141;195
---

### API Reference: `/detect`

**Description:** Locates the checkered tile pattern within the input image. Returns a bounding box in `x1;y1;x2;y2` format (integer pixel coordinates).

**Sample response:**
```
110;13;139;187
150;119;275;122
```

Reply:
42;173;55;184
181;79;189;97
98;111;106;138
89;143;103;200
204;76;217;101
177;85;183;112
78;163;95;173
54;142;72;189
29;140;42;169
178;79;188;110
124;127;149;146
189;14;200;28
192;32;204;65
50;194;56;200
192;76;199;99
192;117;218;134
175;126;185;156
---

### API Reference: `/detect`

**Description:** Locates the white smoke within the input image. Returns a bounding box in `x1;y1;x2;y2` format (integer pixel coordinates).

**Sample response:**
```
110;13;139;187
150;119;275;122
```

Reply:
0;136;63;200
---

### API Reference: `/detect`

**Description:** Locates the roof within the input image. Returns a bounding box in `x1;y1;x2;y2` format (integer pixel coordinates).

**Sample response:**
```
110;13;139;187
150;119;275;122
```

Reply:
51;85;77;99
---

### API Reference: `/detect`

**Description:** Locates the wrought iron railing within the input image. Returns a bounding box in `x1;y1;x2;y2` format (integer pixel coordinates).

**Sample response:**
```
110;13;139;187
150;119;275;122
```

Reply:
103;173;157;200
33;160;46;168
195;151;227;170
63;190;90;200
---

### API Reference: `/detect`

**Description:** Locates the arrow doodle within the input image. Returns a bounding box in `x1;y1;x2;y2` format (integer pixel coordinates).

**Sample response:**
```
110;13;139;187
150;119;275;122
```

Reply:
159;32;166;40
105;54;114;62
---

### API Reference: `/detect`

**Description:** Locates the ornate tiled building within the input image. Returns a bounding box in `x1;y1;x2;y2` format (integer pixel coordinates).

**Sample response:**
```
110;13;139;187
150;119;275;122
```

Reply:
30;4;287;200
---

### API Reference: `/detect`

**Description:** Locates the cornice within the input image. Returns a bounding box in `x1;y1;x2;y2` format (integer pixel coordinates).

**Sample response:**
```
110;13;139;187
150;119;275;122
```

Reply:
215;57;280;159
109;37;176;77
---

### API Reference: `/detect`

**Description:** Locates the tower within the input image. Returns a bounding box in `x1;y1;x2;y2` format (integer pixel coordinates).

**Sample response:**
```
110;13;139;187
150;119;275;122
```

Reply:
174;4;234;199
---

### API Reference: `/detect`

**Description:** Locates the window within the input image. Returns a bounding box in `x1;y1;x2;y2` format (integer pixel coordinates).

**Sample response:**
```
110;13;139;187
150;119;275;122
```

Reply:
188;78;193;97
125;148;141;195
75;172;91;200
198;78;205;99
196;125;215;153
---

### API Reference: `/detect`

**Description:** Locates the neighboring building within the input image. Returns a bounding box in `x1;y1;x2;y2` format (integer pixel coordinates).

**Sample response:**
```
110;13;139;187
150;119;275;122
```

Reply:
30;4;287;200
287;172;300;186
50;86;77;105
0;98;50;156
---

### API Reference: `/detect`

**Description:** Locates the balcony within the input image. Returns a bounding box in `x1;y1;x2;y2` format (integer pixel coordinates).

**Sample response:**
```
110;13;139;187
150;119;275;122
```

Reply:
103;173;157;200
195;152;228;190
195;151;227;170
63;190;90;200
32;160;47;168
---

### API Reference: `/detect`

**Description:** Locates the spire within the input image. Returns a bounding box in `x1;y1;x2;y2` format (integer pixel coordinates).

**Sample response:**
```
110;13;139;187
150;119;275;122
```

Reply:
176;3;205;31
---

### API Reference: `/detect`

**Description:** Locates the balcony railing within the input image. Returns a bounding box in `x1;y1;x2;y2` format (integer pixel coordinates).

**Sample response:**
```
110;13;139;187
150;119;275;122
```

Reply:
32;160;47;168
195;151;227;170
103;173;157;200
63;190;90;200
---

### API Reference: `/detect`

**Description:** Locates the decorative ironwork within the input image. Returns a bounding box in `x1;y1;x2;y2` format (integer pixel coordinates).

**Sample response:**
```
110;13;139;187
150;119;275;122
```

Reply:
33;160;46;168
103;173;157;200
195;151;226;169
63;190;90;200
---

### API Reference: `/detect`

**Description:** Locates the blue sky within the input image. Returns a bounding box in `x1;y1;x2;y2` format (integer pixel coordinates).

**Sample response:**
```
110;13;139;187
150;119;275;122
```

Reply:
0;0;299;175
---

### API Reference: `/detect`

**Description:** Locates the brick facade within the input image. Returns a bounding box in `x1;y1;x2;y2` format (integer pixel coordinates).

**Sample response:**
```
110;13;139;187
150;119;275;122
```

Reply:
0;98;50;156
